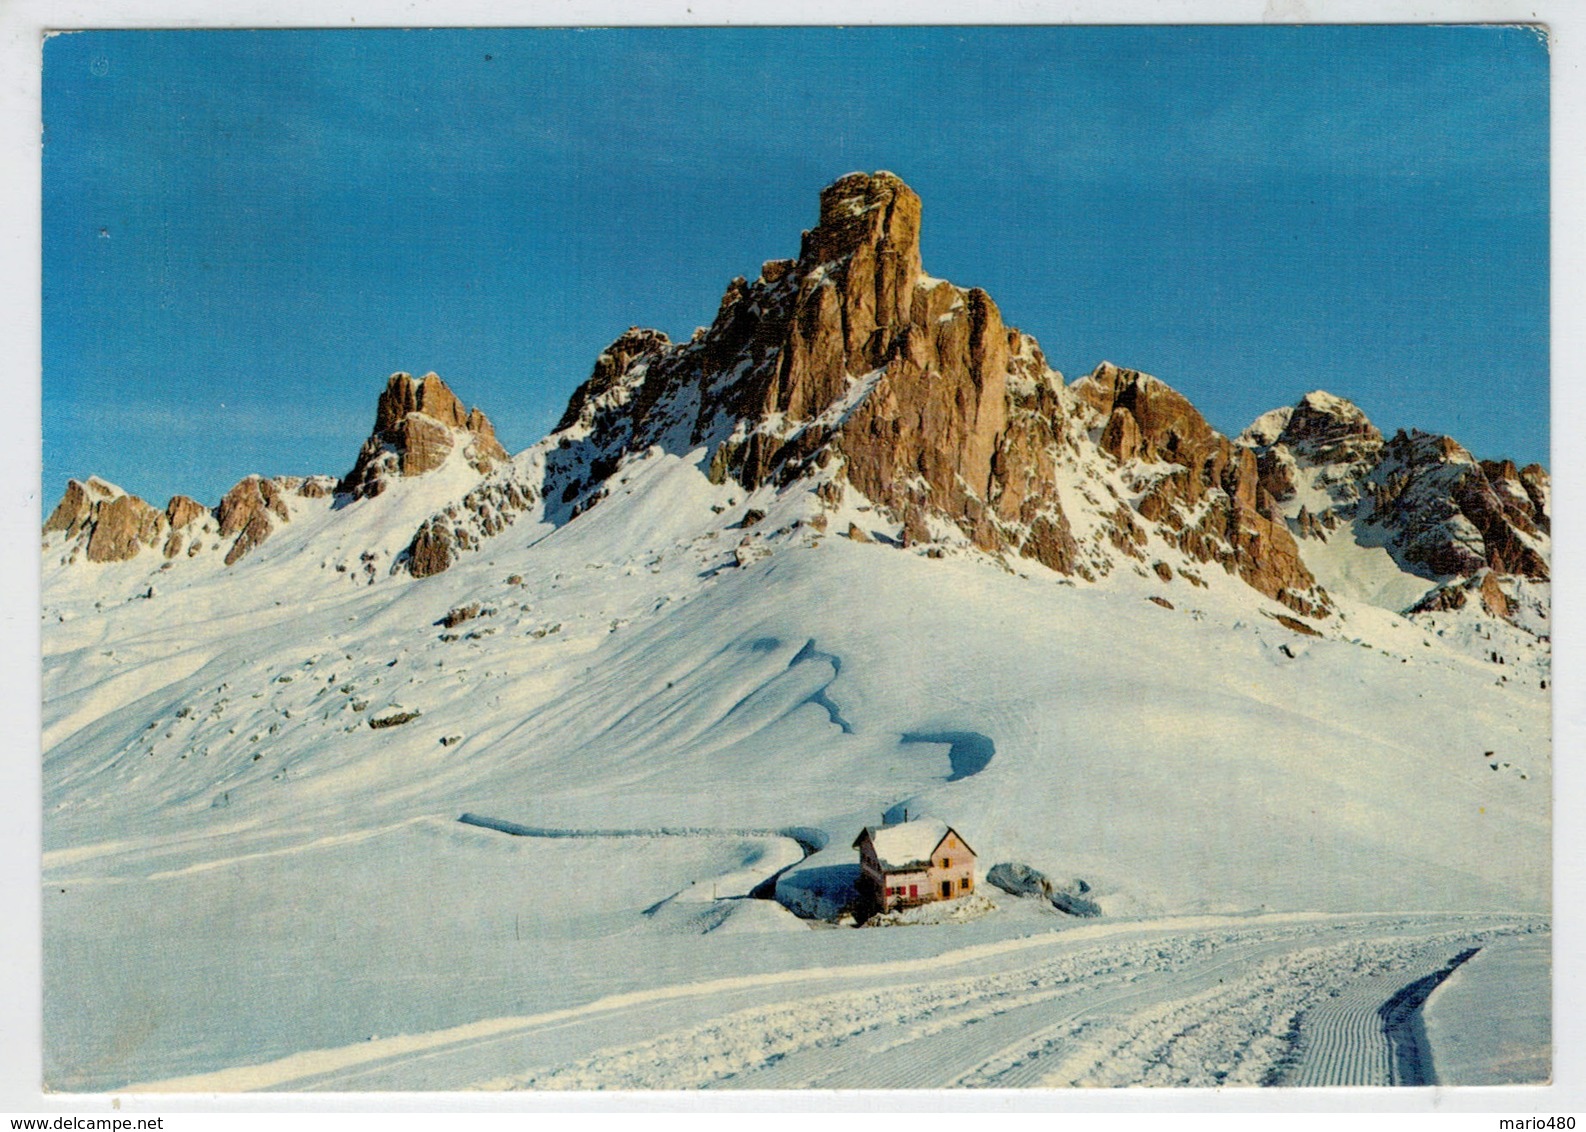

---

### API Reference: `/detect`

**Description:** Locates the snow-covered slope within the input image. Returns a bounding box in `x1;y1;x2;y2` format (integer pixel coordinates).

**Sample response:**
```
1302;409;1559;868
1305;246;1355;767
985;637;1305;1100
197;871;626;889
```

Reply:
41;442;1551;905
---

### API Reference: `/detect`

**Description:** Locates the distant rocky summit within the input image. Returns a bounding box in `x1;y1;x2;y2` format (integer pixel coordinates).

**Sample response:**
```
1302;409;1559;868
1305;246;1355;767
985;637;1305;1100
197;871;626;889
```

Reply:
340;371;508;499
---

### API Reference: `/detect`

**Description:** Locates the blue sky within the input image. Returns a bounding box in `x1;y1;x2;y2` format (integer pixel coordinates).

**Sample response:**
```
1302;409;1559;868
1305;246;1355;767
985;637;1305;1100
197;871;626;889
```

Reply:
43;26;1549;505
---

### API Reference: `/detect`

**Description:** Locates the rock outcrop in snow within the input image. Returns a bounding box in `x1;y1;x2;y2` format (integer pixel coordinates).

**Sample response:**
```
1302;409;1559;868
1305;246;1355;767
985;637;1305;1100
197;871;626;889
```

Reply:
43;477;165;563
42;473;341;569
40;173;1545;640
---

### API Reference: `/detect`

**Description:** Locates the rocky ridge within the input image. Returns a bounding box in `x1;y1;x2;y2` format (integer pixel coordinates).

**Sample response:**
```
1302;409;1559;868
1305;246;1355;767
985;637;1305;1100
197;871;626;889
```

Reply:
1071;363;1326;616
40;368;501;570
42;473;340;569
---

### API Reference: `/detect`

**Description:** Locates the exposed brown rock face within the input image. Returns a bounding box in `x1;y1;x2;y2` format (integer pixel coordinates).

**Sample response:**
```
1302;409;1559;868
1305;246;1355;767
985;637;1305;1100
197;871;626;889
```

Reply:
1073;362;1215;459
1255;450;1297;505
534;172;1087;579
42;470;349;568
382;172;1534;627
714;173;1081;575
166;495;208;530
1072;363;1327;616
1480;459;1551;538
162;495;210;559
408;519;456;578
1479;569;1513;619
43;478;167;563
43;479;100;537
341;372;509;498
217;475;288;536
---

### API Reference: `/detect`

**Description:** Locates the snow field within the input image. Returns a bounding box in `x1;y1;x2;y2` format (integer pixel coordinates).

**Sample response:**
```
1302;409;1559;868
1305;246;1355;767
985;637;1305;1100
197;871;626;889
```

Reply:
45;817;807;1091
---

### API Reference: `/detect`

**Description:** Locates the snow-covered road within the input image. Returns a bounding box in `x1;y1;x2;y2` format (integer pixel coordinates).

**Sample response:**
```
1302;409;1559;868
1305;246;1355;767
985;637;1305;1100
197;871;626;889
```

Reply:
130;913;1545;1092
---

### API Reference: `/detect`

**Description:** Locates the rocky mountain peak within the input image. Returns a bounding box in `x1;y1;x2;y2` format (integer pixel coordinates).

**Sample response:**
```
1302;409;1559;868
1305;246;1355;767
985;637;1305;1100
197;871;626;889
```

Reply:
1244;390;1384;522
424;172;1330;617
340;372;509;499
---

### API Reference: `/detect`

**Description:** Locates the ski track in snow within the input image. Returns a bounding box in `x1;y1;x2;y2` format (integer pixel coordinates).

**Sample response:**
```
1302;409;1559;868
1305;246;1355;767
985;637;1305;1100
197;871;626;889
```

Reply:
128;914;1540;1092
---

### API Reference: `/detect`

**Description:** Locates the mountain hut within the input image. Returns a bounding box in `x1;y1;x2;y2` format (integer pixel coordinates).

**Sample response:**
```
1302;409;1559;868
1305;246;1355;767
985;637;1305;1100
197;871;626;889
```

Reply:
852;818;976;915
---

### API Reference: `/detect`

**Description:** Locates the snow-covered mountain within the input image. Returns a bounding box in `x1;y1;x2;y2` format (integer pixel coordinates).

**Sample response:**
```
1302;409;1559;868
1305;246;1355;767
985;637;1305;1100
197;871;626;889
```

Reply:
40;172;1550;1091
